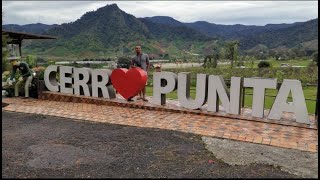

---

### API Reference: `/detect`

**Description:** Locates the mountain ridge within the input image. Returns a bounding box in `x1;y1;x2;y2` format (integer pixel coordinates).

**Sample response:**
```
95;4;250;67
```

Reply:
2;4;318;58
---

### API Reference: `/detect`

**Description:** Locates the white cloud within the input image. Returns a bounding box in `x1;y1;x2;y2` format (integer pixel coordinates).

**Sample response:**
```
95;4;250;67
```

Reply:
2;1;318;25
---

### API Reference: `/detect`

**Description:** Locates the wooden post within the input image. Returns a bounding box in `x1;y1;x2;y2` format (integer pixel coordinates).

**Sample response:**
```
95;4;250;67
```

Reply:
19;41;22;57
242;87;245;107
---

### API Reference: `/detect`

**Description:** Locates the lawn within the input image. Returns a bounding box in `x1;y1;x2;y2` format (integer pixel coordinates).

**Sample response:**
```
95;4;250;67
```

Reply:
206;59;314;68
244;59;314;68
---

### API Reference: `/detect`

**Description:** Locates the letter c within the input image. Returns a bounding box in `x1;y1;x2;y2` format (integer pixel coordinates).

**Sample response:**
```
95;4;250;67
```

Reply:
44;65;60;92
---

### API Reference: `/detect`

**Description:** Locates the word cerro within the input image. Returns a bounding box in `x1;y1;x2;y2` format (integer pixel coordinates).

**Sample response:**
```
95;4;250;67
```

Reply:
44;65;310;125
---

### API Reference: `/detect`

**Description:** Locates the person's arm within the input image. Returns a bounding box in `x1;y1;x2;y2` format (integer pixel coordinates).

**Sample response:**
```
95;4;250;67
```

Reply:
146;55;150;71
130;57;135;68
10;66;17;80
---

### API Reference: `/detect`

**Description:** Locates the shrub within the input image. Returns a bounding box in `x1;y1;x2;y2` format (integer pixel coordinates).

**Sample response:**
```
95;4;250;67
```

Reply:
48;60;55;65
117;57;131;69
2;58;10;73
90;64;105;69
308;60;317;68
2;33;10;73
312;52;318;66
257;61;271;68
25;55;37;69
2;70;22;97
237;61;244;66
32;66;46;80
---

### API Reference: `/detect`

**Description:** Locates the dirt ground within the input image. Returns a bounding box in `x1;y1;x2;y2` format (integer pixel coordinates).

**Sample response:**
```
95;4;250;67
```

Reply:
2;111;299;178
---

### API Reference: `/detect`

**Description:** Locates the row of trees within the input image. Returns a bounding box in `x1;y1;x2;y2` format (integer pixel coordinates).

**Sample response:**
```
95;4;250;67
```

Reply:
247;46;317;60
203;41;240;68
203;40;319;69
81;58;112;61
2;10;10;73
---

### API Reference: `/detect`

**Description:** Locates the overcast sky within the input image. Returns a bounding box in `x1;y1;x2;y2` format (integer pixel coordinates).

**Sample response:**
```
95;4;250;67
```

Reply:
2;1;318;26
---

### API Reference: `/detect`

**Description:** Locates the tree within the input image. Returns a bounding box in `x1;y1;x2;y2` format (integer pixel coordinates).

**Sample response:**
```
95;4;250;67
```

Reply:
117;57;131;69
292;46;305;57
226;41;239;68
182;55;187;62
248;56;256;68
269;49;277;58
237;56;245;66
25;55;37;68
163;53;169;59
204;45;219;68
2;32;9;73
203;55;215;68
2;10;10;73
287;49;297;60
219;47;226;60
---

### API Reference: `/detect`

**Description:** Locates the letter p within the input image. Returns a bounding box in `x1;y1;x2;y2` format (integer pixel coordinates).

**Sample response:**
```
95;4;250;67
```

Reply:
153;72;177;105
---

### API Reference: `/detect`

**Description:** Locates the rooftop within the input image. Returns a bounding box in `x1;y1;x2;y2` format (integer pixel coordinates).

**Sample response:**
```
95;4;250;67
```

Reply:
2;29;57;44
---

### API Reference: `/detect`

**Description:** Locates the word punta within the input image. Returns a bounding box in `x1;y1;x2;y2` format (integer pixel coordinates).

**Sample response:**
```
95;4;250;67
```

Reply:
153;72;310;124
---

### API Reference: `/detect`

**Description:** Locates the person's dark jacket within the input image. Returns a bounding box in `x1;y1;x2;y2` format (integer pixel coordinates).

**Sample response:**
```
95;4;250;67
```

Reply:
10;62;32;80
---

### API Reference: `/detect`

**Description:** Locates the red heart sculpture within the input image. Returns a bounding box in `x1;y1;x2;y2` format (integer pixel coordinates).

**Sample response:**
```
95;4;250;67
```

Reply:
110;67;148;100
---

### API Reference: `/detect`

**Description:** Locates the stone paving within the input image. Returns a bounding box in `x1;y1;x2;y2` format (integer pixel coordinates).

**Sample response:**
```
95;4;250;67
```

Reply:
2;95;318;153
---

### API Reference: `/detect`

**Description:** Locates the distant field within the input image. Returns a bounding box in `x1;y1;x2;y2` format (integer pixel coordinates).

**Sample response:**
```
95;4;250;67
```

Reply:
244;59;314;68
160;63;203;68
158;62;318;85
159;59;314;69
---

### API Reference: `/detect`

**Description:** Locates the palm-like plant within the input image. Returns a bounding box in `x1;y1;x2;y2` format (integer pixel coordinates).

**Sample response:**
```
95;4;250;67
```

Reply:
226;41;240;68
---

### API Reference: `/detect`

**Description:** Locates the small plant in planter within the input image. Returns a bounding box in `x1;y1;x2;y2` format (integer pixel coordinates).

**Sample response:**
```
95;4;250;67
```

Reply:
32;67;50;95
2;72;20;97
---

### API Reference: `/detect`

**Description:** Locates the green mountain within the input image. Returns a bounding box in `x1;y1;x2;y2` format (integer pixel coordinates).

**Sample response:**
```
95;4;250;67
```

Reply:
2;23;59;34
144;16;184;27
22;4;214;58
146;16;318;51
2;4;318;59
28;4;153;57
239;19;318;50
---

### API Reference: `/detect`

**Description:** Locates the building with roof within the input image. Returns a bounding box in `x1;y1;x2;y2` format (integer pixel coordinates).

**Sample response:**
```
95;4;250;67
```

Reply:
2;30;56;57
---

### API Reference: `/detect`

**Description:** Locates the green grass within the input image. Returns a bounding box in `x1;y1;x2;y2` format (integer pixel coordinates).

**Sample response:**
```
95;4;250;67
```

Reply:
159;61;318;85
145;85;317;114
243;59;313;68
195;59;313;69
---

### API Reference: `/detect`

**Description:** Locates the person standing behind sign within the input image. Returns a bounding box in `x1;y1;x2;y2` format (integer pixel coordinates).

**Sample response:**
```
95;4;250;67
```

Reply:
8;55;33;98
130;45;150;102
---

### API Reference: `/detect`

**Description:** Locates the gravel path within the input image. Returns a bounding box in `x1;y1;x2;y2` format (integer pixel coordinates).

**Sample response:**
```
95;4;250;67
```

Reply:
2;111;298;178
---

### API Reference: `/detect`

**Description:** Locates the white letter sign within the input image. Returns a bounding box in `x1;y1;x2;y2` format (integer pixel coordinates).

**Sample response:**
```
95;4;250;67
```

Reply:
74;67;92;96
244;78;277;118
91;69;116;99
60;66;74;94
43;66;311;125
178;72;207;110
44;65;59;92
268;79;310;124
153;72;177;105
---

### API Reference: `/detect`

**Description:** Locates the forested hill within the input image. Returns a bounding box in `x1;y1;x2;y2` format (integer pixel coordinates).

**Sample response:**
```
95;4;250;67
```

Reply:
2;4;318;58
